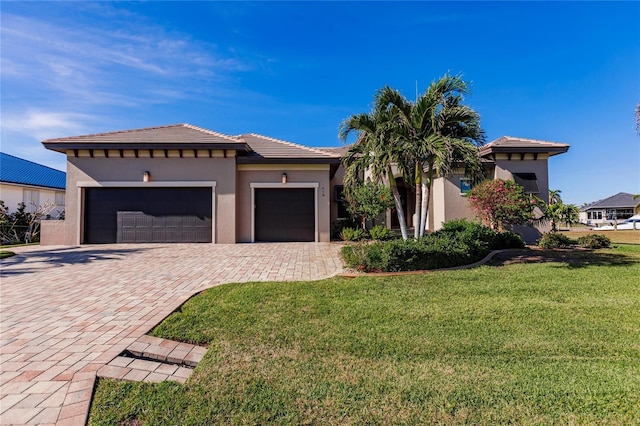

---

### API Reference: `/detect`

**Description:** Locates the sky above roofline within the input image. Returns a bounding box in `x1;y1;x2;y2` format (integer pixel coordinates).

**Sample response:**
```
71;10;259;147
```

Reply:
1;1;638;205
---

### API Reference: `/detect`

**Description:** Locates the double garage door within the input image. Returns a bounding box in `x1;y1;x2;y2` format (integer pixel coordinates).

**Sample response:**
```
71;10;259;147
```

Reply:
84;187;316;243
84;187;212;243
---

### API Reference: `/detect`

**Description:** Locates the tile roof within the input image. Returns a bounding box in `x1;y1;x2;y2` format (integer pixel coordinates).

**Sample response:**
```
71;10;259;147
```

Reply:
479;136;569;157
316;146;351;156
42;124;248;152
0;152;66;190
42;124;341;162
238;133;342;162
582;192;637;210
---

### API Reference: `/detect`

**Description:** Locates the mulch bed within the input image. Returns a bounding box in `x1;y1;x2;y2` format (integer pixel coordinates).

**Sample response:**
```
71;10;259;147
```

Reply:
488;247;593;266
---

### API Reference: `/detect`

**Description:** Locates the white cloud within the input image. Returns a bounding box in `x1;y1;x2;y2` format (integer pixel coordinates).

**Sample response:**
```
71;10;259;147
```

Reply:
1;8;253;109
2;110;96;141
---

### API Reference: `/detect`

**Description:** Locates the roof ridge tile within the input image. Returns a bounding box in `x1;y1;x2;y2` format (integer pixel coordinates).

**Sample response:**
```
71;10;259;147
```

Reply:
42;124;187;142
182;124;240;142
243;133;337;157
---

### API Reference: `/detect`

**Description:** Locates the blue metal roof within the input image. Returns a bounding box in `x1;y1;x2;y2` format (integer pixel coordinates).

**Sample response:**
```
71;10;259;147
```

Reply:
0;152;66;190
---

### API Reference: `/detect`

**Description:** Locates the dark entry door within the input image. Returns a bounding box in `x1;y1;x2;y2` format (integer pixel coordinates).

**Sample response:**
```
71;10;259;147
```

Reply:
255;188;315;242
84;187;212;243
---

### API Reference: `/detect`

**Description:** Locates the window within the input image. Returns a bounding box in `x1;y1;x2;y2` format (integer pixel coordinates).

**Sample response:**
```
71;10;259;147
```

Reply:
334;185;349;219
513;173;539;194
460;178;472;195
588;211;602;220
55;191;65;206
617;209;634;220
22;189;40;213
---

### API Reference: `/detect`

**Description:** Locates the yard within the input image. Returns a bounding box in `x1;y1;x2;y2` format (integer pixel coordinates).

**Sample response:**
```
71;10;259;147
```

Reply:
90;245;640;425
561;229;640;245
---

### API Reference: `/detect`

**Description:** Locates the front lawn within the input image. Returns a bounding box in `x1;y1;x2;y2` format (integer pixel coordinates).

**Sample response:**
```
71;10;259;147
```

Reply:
90;245;640;425
562;229;640;245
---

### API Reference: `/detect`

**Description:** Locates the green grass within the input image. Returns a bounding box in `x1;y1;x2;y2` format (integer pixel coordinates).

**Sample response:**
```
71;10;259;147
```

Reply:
0;242;39;249
562;229;640;245
0;250;16;259
90;246;640;425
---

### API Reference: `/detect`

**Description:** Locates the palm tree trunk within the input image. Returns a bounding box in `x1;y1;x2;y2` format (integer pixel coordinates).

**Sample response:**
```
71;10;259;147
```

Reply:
420;182;429;237
419;165;433;237
414;163;422;239
388;167;408;240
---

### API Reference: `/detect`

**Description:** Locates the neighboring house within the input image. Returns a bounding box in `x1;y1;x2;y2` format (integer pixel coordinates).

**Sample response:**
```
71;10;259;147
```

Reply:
0;152;66;218
579;192;637;226
41;124;568;245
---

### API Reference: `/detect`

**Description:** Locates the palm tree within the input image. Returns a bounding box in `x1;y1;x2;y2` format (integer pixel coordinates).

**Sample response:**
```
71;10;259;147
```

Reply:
339;89;410;240
549;189;562;205
546;189;563;232
379;74;485;237
634;194;640;214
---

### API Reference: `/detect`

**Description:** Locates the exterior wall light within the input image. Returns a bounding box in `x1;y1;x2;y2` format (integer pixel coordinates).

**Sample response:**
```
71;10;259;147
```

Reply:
281;173;287;184
143;171;151;182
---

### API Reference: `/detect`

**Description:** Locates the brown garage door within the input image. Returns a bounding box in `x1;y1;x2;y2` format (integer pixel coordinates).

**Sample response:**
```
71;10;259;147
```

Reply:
255;188;315;242
84;187;212;243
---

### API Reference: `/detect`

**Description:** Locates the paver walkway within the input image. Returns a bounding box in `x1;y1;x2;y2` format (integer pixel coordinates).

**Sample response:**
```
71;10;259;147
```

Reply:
97;335;206;384
0;243;343;425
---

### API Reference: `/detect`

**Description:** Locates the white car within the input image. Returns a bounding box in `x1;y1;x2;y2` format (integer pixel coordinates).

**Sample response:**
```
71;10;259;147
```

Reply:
593;214;640;230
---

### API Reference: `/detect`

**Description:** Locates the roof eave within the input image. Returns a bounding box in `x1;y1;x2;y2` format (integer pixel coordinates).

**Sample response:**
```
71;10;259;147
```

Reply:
0;180;65;190
42;142;251;153
479;146;570;157
236;157;342;165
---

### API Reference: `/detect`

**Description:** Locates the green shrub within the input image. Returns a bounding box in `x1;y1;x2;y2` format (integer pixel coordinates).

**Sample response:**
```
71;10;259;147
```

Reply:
576;234;611;249
340;227;366;242
341;219;524;273
435;219;495;254
384;233;483;272
368;225;396;241
331;218;359;240
341;243;367;270
341;242;388;272
493;231;525;249
538;232;575;249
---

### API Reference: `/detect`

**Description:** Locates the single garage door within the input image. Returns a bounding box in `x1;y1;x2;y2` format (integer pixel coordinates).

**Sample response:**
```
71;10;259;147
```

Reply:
84;187;212;243
255;188;315;242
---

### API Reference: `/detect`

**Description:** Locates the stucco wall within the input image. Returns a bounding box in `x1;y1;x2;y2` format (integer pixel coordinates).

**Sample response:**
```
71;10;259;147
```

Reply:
40;220;66;245
236;166;331;242
437;173;476;230
494;159;550;203
65;154;237;244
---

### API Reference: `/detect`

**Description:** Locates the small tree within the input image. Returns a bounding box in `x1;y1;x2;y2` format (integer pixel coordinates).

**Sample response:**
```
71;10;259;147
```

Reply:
468;179;536;232
544;202;580;232
345;180;395;230
0;201;57;244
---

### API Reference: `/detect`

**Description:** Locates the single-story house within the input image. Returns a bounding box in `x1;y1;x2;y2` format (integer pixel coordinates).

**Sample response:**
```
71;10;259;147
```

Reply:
0;152;66;218
41;124;568;245
579;192;637;226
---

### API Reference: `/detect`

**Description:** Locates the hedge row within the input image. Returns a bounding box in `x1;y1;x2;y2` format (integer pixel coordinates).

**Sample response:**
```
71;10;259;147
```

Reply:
341;219;524;272
537;232;611;249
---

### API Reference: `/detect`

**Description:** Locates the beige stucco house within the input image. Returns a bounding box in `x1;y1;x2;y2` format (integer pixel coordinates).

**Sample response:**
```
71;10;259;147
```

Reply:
42;124;342;244
42;124;568;245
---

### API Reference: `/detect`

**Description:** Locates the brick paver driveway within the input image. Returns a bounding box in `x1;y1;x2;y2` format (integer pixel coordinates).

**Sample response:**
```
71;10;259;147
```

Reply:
0;243;343;425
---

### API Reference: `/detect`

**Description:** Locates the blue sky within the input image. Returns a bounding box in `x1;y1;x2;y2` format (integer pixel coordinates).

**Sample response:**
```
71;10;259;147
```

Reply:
2;1;638;205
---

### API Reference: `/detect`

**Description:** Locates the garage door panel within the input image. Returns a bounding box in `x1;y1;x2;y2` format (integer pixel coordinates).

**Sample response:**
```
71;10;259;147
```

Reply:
255;188;315;242
85;187;212;243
